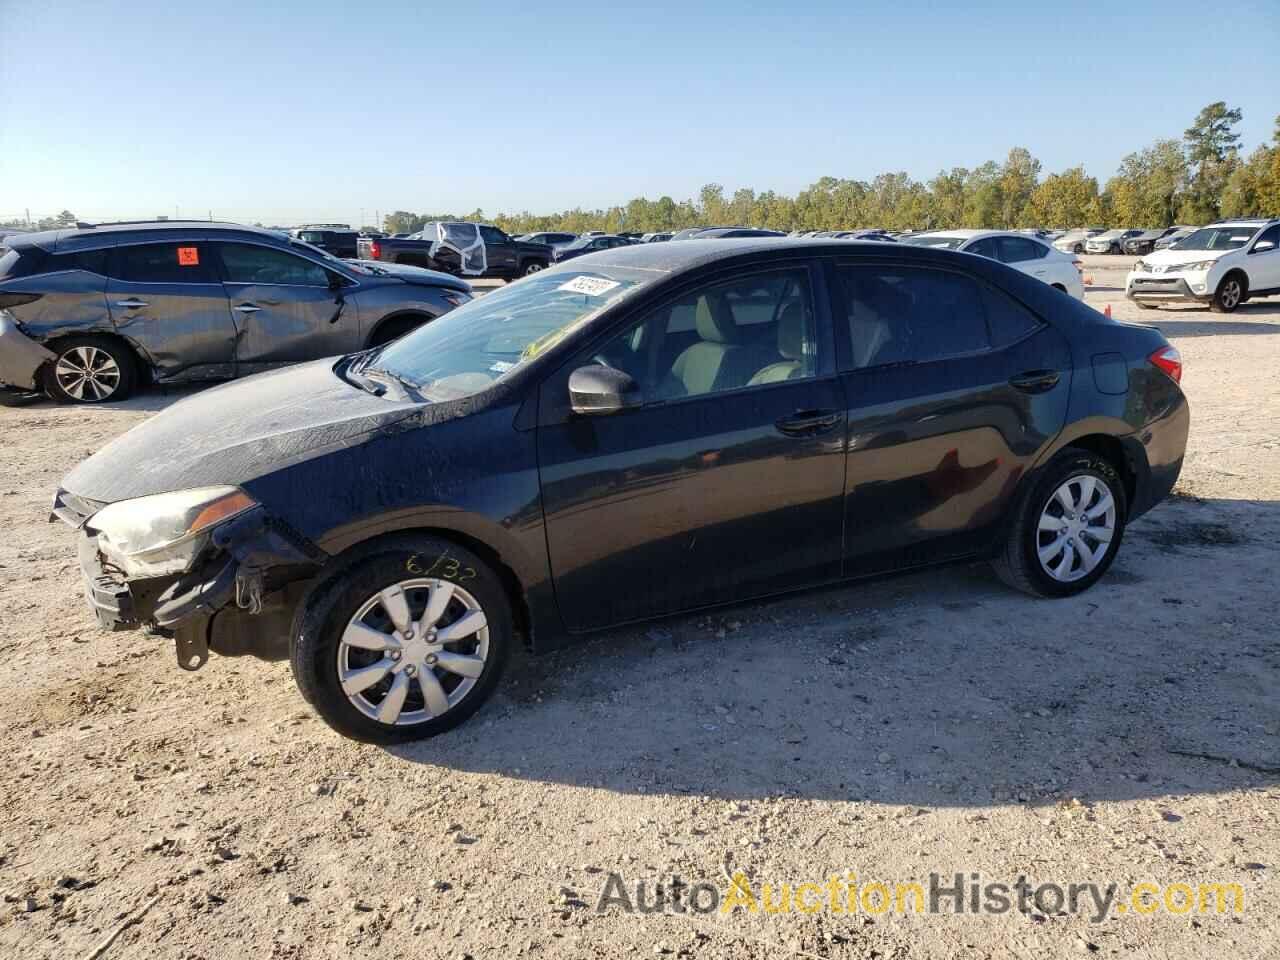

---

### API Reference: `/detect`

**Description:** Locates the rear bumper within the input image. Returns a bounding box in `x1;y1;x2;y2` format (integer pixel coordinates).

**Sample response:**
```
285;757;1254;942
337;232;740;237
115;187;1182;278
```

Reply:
0;314;54;390
1128;387;1190;519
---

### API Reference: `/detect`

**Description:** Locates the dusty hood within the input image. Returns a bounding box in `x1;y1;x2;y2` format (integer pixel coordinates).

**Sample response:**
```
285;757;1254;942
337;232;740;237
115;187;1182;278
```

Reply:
1140;248;1228;267
61;359;421;503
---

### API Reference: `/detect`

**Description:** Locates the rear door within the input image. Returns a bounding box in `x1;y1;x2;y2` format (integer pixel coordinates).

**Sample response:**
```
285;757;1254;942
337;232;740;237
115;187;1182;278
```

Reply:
996;235;1052;283
832;260;1072;575
213;241;359;373
106;241;237;381
537;263;847;632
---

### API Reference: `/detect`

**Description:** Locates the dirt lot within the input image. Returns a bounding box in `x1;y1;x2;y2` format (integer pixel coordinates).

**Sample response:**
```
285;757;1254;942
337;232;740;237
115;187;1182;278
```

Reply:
1;256;1277;959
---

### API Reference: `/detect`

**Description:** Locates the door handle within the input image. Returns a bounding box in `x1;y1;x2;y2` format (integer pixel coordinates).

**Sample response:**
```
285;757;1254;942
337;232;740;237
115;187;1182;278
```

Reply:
234;304;262;314
776;409;841;437
114;299;149;309
1009;369;1061;393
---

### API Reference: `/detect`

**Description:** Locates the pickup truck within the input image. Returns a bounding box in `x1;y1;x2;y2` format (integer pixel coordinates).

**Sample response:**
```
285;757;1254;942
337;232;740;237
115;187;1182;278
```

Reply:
356;222;553;279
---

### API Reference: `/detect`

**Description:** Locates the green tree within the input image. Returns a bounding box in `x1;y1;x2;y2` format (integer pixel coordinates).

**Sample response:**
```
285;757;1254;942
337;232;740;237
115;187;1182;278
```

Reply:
998;148;1041;227
1181;101;1244;222
1026;167;1099;227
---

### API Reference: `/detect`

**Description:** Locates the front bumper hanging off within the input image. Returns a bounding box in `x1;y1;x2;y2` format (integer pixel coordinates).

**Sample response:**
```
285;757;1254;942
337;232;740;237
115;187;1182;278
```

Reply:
69;503;327;669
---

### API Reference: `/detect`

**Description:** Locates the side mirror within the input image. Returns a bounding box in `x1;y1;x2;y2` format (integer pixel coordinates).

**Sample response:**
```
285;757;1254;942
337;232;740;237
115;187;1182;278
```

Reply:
569;365;642;415
1253;240;1276;253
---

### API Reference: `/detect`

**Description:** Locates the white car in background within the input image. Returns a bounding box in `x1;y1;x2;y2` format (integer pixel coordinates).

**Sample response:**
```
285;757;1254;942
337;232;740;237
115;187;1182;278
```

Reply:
1126;219;1280;312
901;230;1085;299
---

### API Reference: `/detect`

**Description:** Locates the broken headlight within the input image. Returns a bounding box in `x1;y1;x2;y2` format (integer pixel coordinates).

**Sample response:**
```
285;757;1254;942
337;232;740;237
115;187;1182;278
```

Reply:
87;486;257;578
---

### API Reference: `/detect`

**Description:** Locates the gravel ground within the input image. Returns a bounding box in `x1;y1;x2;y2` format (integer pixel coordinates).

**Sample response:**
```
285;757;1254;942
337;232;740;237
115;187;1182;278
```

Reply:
1;256;1277;959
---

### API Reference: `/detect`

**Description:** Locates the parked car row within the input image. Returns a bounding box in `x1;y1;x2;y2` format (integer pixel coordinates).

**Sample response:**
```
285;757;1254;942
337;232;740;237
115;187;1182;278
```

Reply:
0;221;472;404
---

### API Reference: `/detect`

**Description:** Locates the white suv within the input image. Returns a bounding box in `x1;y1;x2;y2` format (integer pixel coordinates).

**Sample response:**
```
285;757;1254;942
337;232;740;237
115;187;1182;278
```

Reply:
1126;219;1280;313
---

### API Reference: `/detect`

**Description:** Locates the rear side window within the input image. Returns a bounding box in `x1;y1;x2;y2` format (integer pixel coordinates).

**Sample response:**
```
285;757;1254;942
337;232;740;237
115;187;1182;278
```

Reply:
218;243;328;286
478;226;506;244
997;236;1048;263
838;266;990;369
115;243;215;283
980;284;1043;347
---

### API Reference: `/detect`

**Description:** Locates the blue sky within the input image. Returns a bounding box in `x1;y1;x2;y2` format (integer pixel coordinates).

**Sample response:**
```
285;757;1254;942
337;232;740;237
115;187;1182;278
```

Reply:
2;0;1277;226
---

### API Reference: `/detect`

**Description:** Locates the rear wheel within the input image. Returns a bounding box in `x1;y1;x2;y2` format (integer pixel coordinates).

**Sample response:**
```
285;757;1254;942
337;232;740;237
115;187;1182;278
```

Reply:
1210;274;1245;313
522;260;547;277
1073;243;1083;254
992;448;1127;598
291;537;512;743
43;336;136;404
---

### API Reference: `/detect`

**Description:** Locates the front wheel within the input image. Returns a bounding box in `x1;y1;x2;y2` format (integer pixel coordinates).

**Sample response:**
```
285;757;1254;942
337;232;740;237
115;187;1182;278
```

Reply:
1073;243;1084;254
291;537;513;743
992;449;1127;598
1210;274;1244;313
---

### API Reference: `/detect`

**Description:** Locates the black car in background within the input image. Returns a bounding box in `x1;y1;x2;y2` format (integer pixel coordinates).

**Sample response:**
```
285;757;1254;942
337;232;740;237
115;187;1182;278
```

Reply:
291;226;359;258
1122;227;1187;256
1155;226;1198;250
356;222;554;279
53;238;1188;742
0;222;471;403
551;234;636;262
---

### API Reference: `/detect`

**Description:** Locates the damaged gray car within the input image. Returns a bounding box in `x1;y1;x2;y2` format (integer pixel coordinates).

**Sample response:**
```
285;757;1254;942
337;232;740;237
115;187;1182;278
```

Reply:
0;221;471;404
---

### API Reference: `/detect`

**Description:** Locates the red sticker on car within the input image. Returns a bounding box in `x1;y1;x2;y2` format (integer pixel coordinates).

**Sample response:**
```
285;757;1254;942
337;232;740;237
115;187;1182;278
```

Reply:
177;246;199;266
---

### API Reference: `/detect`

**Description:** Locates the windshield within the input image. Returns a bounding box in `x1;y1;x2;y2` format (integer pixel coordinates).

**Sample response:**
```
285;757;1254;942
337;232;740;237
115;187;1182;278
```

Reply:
900;235;967;249
362;268;653;401
1172;225;1258;251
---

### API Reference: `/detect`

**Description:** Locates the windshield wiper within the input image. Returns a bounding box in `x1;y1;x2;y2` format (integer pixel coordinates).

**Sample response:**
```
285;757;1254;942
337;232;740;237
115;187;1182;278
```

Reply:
361;367;425;402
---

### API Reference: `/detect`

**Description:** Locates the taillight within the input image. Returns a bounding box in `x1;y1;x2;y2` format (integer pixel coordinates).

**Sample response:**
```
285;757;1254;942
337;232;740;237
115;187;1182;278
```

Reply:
1149;345;1182;383
369;240;381;260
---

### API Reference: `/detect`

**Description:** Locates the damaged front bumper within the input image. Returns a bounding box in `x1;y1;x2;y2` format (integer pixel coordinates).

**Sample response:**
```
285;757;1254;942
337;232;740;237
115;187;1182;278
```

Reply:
0;312;55;390
62;498;326;670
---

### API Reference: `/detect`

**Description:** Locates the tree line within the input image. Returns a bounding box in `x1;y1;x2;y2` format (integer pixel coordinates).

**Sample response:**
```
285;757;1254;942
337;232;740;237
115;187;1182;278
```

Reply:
383;102;1280;237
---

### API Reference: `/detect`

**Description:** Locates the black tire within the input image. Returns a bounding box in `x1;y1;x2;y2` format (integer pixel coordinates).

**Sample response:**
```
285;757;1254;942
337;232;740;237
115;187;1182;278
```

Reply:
367;314;430;348
42;335;137;404
522;260;547;277
992;448;1128;598
1136;301;1159;310
1073;243;1084;254
1109;244;1120;255
1209;273;1245;314
290;535;512;743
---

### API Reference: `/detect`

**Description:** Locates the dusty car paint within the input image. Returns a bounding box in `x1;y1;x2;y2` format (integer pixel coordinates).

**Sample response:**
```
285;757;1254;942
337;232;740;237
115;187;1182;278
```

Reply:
56;239;1189;669
0;223;471;390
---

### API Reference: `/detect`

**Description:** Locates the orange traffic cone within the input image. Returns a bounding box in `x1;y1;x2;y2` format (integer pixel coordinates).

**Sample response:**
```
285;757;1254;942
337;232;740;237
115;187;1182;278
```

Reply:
1104;304;1112;319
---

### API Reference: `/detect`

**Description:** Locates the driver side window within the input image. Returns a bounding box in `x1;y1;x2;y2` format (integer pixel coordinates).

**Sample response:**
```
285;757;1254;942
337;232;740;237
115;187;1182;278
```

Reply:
588;269;818;403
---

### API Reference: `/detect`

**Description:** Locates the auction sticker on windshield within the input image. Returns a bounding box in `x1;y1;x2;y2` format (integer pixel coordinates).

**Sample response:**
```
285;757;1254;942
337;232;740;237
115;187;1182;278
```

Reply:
558;276;621;296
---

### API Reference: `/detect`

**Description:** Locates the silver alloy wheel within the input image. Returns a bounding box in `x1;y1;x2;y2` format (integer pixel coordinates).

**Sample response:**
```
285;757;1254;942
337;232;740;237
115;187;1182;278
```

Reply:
338;578;489;726
524;262;544;275
1036;474;1117;583
54;346;121;401
1219;278;1242;310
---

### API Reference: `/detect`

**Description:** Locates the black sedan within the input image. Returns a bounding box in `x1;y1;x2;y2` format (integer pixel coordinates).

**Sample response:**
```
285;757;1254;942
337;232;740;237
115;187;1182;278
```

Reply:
55;239;1189;743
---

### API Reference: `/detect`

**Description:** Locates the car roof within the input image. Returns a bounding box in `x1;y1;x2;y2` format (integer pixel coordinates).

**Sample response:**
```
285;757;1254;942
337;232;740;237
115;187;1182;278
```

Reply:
9;220;295;253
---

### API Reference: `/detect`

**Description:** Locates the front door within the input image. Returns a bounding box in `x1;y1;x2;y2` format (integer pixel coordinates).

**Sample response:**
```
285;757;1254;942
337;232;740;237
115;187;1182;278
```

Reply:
1247;224;1280;291
832;261;1072;575
537;264;847;633
105;241;237;382
212;241;360;373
